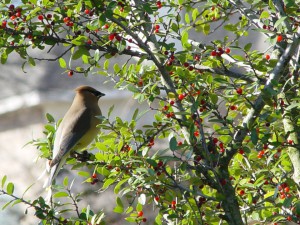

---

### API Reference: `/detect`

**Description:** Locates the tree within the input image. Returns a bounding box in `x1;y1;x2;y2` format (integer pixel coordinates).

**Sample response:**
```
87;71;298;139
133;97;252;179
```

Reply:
0;0;300;224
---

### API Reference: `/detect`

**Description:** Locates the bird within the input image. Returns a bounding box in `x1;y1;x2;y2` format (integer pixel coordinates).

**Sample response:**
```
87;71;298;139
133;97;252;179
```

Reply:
44;86;105;192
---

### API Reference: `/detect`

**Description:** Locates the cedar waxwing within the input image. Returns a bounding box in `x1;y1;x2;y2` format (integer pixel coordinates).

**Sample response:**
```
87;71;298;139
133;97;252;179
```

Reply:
45;86;105;189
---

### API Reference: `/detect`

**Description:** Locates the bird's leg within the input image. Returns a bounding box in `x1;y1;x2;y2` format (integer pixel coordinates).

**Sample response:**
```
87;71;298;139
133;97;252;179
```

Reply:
71;150;92;162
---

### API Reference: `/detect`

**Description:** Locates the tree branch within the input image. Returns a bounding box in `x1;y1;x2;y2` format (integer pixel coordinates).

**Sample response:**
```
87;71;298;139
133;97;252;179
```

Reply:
223;27;300;165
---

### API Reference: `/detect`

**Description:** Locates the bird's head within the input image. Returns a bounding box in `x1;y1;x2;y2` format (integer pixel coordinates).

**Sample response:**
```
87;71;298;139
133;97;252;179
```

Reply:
75;86;105;100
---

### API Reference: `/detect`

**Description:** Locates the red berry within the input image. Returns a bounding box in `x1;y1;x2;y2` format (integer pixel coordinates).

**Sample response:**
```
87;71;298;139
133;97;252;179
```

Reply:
68;70;74;77
218;47;224;54
284;187;290;193
155;24;160;29
84;9;90;15
67;21;74;27
87;39;92;45
37;15;44;21
63;17;70;23
138;79;143;86
137;211;144;217
225;48;231;54
156;1;162;8
142;218;147;222
230;105;237;110
183;62;189;67
154;196;160;201
177;141;183;146
277;35;283;42
265;54;270;60
2;20;7;28
211;50;217;56
194;131;199;137
178;94;185;100
157;161;163;167
109;33;115;41
287;215;292;221
170;100;175;105
92;173;97;179
188;65;194;71
46;14;52;19
238;149;245;154
9;4;15;10
239;190;245;196
213;138;218;144
115;35;122;41
16;12;21;17
236;87;243;95
103;24;109;29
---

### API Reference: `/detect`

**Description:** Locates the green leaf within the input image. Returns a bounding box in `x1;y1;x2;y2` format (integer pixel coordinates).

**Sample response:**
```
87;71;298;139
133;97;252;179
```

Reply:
102;178;116;190
251;129;258;145
113;63;121;73
12;199;22;207
1;51;8;64
72;47;90;60
274;16;287;28
192;8;199;21
295;201;300;215
2;175;7;188
104;59;110;70
202;23;210;35
45;113;55;123
127;84;140;93
114;178;129;194
71;35;88;46
143;3;153;14
169;136;177;151
185;13;190;24
244;43;252;52
94;49;100;61
209;93;218;104
59;58;67;68
114;197;124;213
108;105;114;118
28;57;36;67
63;176;69;187
132;108;139;121
78;171;90;177
181;30;189;47
224;24;237;31
260;11;270;19
6;182;14;195
53;191;69;198
2;200;13;210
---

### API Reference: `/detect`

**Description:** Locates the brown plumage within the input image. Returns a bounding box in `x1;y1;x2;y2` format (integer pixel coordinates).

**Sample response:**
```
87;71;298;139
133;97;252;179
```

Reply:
46;86;105;188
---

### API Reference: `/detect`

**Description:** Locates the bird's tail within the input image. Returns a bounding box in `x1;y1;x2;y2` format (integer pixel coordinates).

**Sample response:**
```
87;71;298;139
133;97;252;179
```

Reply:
43;157;66;188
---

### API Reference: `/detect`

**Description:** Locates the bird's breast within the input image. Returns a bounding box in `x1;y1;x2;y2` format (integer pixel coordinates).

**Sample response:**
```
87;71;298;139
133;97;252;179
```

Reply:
73;115;101;151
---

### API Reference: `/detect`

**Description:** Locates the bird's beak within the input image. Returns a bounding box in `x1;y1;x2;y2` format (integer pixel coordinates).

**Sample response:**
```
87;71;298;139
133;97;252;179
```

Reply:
97;92;105;98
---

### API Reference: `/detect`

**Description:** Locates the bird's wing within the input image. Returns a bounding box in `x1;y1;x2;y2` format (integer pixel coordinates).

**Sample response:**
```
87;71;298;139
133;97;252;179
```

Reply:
50;108;91;167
